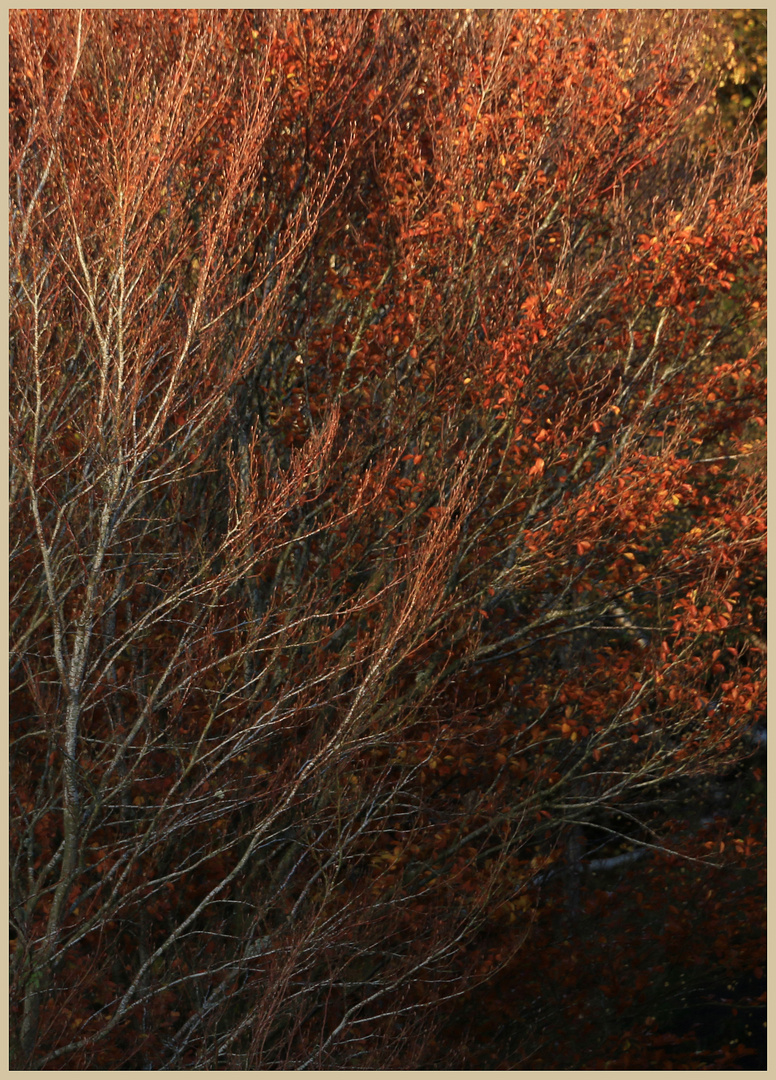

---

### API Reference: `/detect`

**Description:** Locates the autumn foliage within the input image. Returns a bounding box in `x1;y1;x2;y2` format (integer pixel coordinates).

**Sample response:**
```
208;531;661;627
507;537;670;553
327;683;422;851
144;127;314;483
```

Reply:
10;10;765;1069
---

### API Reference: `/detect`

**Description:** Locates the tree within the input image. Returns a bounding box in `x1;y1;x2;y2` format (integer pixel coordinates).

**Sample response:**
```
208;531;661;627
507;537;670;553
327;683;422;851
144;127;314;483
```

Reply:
10;10;765;1068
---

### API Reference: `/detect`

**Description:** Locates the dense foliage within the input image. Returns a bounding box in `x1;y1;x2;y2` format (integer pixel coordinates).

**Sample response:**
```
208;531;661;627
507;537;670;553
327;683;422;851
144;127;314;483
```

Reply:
10;10;765;1068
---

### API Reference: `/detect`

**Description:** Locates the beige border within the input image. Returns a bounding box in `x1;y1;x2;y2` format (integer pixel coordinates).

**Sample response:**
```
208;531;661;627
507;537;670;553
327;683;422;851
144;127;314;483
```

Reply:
3;5;768;1078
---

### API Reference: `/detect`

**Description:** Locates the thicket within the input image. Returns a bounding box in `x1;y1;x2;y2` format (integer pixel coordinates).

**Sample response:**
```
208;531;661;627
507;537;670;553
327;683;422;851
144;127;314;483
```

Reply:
10;10;765;1068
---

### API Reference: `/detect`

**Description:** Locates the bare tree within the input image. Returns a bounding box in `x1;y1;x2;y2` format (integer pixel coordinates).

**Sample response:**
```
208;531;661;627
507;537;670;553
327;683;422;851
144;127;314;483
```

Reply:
10;10;765;1069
